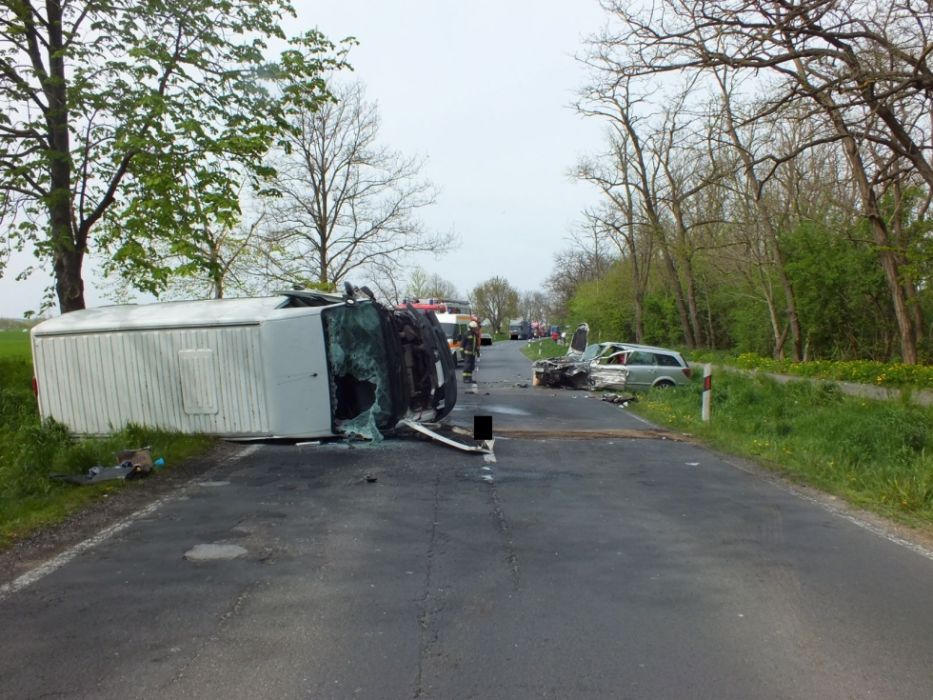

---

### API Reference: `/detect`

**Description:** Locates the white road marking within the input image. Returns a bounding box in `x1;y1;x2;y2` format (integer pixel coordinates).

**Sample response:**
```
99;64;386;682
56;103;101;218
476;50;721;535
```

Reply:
626;411;658;427
721;455;933;563
799;492;933;562
0;444;260;601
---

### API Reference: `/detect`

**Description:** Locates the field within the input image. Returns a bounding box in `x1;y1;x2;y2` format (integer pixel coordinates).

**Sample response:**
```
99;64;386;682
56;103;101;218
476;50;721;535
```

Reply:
0;328;31;360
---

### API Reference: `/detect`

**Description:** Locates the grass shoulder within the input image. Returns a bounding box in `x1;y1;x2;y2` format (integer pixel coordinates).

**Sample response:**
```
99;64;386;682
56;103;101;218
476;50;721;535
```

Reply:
623;370;933;532
687;350;933;390
521;338;564;361
0;354;215;550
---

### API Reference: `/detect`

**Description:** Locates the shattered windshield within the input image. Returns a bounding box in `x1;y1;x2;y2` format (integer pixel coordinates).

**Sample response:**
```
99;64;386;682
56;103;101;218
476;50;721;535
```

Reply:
580;344;601;362
322;303;397;442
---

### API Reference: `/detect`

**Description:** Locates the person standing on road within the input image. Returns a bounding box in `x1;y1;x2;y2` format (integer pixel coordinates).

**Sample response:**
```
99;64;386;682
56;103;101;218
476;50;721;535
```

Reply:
462;320;479;383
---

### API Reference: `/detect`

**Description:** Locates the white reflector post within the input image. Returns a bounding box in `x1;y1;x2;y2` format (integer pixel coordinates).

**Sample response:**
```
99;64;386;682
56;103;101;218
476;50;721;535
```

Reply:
701;364;712;422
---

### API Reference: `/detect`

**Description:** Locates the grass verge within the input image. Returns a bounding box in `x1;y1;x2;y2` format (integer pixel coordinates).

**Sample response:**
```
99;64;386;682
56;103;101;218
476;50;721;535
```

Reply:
521;338;564;361
0;355;215;550
0;328;31;360
625;371;933;530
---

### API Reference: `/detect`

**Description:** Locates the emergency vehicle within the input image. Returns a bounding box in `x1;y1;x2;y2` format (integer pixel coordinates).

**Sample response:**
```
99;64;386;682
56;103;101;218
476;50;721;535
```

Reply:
399;299;474;366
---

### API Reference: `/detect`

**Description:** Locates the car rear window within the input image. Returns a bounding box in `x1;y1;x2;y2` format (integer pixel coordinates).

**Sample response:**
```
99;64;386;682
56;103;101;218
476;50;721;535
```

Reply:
654;353;682;367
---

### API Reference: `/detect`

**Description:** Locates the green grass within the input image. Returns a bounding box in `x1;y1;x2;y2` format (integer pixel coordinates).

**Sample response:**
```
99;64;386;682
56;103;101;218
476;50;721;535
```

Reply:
0;356;215;549
682;349;933;390
521;338;564;361
0;328;31;360
626;371;933;530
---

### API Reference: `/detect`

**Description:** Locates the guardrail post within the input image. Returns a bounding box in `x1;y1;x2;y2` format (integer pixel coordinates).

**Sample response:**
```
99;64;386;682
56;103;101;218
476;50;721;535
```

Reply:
701;364;712;422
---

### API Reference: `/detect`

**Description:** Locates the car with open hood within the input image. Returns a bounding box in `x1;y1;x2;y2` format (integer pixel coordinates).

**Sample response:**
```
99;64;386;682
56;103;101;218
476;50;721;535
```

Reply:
532;325;691;391
531;324;604;388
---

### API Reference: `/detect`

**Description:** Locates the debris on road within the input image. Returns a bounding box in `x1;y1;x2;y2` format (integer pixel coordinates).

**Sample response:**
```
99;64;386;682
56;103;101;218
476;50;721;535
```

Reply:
399;419;493;456
600;393;637;405
50;448;155;485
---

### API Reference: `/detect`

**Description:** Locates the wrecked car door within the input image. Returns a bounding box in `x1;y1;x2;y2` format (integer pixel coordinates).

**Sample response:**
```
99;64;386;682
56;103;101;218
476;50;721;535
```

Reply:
567;323;589;357
587;347;629;390
321;300;455;440
620;350;658;390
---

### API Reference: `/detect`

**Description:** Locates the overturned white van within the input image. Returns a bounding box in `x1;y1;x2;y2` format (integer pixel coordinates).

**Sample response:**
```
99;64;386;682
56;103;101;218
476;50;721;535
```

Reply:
31;290;457;439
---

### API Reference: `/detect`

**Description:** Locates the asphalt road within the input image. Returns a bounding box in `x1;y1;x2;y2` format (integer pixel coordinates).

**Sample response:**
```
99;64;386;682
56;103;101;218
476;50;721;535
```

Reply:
1;340;932;699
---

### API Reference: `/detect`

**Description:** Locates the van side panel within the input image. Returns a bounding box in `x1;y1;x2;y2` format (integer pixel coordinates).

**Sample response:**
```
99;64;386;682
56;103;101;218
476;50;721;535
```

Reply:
33;326;270;436
260;316;334;437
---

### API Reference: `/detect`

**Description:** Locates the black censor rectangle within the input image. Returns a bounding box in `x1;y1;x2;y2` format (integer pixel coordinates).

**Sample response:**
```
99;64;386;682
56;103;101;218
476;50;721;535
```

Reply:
473;415;493;441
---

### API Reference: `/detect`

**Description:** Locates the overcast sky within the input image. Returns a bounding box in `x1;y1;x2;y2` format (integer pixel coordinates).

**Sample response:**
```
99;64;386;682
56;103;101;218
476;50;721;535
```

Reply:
0;0;608;317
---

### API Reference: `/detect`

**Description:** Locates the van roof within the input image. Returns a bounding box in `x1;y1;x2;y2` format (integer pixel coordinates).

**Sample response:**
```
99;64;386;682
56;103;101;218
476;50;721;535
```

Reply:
31;295;340;336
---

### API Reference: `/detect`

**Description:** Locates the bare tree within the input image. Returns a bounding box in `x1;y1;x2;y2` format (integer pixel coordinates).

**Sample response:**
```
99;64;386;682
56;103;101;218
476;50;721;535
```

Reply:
471;277;519;334
155;214;269;300
545;243;617;323
405;266;459;300
581;0;929;362
519;290;550;323
576;76;699;346
260;81;455;289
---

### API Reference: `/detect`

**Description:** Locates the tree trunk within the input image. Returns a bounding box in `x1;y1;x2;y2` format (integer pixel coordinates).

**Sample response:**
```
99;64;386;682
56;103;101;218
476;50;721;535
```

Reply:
832;121;917;363
670;201;704;346
770;241;803;361
45;2;85;312
53;240;86;313
760;271;786;360
717;78;802;359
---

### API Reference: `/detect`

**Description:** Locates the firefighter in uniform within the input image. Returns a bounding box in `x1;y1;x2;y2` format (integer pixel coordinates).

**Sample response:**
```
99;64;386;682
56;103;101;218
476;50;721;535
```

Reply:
462;320;480;383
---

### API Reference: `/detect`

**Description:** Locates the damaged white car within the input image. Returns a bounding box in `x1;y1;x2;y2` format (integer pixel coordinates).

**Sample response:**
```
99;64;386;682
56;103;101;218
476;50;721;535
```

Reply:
532;325;691;391
31;288;456;441
531;324;607;389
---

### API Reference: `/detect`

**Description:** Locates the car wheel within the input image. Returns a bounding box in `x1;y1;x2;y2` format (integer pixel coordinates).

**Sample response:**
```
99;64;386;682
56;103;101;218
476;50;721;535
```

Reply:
653;380;675;389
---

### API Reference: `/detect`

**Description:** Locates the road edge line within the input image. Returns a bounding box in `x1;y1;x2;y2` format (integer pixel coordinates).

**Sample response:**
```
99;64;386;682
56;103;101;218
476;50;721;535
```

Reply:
0;444;260;601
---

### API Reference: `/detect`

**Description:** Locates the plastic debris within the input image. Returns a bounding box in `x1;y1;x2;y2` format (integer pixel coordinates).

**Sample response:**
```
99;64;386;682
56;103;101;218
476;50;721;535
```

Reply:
601;393;637;405
399;419;492;455
51;448;154;485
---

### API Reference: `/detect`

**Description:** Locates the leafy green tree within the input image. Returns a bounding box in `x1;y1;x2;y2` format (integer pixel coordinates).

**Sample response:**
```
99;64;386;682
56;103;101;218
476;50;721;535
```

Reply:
0;0;341;312
782;222;895;360
566;263;634;341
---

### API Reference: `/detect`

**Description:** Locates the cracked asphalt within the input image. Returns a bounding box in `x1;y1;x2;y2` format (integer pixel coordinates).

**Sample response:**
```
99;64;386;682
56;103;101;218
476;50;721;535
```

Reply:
1;340;932;699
